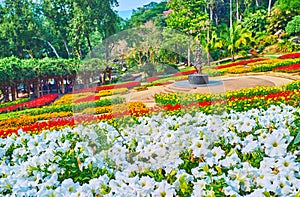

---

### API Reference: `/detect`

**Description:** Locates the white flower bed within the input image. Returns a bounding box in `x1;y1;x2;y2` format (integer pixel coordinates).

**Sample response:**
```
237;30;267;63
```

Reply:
0;104;299;196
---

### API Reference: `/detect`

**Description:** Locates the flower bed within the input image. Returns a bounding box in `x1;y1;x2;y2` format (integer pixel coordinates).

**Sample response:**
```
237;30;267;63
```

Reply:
251;58;300;72
146;76;160;83
273;63;300;73
82;102;149;116
155;81;300;114
278;52;300;59
215;58;267;70
0;104;299;196
95;88;128;97
223;65;252;74
0;98;30;108
0;111;73;131
74;95;101;104
0;114;113;137
0;97;125;121
53;93;91;105
172;69;196;76
0;94;58;113
73;81;141;94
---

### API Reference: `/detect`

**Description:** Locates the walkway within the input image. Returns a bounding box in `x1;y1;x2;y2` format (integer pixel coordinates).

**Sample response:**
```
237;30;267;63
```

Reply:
126;74;296;108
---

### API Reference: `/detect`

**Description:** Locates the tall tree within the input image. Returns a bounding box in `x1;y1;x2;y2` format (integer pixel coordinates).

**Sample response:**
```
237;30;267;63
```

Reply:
41;0;74;58
1;0;43;58
166;0;208;66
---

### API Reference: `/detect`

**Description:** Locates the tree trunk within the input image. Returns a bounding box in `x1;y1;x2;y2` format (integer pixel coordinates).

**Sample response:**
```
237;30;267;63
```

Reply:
86;35;94;58
26;83;31;98
230;0;234;62
268;0;272;15
16;45;25;59
16;84;19;98
105;42;109;65
256;0;259;7
47;41;60;58
209;1;213;22
11;85;16;101
236;0;240;22
188;44;191;67
0;86;9;102
61;78;65;94
4;86;10;102
62;35;70;57
230;0;233;30
207;25;211;67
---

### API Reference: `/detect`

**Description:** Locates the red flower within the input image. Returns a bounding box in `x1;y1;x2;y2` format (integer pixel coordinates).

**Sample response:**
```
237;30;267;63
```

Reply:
278;52;300;59
215;58;267;69
172;70;196;77
273;63;300;72
0;94;58;113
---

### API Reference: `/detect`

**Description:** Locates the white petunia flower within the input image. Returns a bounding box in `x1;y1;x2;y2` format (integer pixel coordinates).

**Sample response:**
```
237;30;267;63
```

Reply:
153;180;176;197
205;146;225;167
263;133;288;157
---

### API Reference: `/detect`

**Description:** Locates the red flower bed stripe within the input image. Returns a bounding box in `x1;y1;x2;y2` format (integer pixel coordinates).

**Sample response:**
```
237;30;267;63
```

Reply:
0;108;150;138
0;94;58;113
273;63;300;72
154;82;173;86
73;81;141;93
278;52;300;59
74;95;101;104
215;58;267;69
147;77;160;83
172;70;196;77
161;90;299;112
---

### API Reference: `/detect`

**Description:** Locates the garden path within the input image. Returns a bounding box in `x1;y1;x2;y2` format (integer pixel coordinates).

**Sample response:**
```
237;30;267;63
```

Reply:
125;74;296;108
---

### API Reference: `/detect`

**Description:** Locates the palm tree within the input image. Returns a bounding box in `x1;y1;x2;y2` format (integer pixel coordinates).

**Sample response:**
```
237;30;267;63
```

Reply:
221;23;252;61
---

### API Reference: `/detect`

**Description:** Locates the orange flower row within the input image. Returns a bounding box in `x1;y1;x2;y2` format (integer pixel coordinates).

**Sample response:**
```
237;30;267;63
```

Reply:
0;111;72;130
82;102;149;116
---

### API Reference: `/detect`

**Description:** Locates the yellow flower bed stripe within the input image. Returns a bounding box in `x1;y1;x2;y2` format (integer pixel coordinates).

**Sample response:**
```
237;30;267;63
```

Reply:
82;102;148;115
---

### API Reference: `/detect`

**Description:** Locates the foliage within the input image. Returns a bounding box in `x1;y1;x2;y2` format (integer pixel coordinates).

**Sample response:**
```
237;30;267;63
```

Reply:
267;0;300;34
285;16;300;36
0;57;79;86
129;2;168;27
0;98;30;109
166;0;208;37
242;9;268;33
0;103;299;195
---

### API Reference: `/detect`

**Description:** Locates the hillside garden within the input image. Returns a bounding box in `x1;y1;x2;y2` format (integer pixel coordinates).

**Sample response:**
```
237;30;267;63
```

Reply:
0;0;300;196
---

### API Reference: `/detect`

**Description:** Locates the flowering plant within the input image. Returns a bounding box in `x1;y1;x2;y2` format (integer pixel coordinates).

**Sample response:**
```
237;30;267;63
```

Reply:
0;104;299;196
0;94;58;113
278;52;300;59
273;63;300;73
215;58;267;70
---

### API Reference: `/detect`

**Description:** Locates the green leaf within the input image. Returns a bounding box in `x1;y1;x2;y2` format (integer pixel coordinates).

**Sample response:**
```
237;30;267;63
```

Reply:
263;191;271;197
294;129;300;144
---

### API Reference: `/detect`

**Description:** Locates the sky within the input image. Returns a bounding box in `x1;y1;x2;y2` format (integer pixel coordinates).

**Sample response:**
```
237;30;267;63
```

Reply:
116;0;163;11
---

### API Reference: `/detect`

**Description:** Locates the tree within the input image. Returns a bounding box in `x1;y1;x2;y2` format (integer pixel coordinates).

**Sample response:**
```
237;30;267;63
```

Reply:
41;0;74;58
267;0;300;34
70;0;118;59
129;2;168;27
166;0;208;66
285;16;300;37
242;9;268;33
0;0;44;58
166;0;208;37
221;23;252;61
